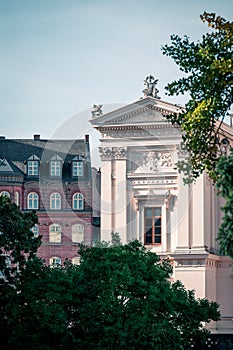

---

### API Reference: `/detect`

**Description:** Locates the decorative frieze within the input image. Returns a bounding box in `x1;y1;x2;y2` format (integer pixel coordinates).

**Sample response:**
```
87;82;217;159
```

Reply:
99;147;127;161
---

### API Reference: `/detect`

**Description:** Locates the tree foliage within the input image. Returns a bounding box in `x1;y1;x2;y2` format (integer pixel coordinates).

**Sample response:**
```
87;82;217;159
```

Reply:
162;12;233;183
0;198;220;349
215;150;233;257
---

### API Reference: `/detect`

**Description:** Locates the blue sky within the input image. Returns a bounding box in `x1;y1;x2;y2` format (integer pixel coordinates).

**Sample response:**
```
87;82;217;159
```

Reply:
0;0;232;163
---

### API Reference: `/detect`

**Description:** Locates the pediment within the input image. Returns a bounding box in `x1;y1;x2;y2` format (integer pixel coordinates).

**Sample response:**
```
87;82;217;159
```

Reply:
90;97;182;127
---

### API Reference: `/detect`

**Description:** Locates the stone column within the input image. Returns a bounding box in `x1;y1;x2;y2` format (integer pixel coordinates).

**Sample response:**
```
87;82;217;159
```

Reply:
114;147;127;244
99;147;113;242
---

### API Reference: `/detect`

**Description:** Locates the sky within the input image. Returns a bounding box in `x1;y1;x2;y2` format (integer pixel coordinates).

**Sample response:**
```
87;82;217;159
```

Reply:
0;0;232;167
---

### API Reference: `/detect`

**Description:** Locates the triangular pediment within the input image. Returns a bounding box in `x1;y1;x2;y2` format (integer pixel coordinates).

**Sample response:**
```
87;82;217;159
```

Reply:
90;97;183;127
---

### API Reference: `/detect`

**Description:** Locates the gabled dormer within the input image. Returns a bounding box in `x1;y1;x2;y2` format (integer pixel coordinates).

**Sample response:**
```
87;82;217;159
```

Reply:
27;155;40;176
71;155;84;177
50;155;63;177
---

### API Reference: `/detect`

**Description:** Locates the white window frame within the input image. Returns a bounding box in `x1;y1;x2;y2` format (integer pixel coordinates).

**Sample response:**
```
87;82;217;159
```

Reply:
0;191;10;198
50;257;61;267
50;192;61;210
50;161;61;177
72;161;83;177
27;160;39;176
27;192;39;209
72;193;84;210
49;224;61;242
31;224;39;237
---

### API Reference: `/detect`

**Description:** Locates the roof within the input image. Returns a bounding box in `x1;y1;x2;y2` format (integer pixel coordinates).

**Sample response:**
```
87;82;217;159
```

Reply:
0;137;89;177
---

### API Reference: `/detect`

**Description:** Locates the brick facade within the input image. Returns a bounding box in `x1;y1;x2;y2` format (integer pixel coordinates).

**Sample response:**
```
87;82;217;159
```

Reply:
0;135;94;265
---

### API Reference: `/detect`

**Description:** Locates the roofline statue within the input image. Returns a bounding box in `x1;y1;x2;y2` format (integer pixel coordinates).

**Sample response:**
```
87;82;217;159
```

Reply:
142;75;160;99
91;104;103;118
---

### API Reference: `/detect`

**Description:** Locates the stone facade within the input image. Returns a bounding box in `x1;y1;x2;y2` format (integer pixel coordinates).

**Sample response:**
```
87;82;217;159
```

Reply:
90;95;233;334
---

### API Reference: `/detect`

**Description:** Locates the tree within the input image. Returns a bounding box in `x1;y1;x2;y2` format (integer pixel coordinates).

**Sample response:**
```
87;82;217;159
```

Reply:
162;12;233;183
0;195;41;347
162;12;233;257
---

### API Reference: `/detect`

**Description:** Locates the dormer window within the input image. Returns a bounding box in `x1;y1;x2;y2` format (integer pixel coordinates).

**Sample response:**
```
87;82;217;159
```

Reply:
72;156;83;177
27;155;40;176
50;155;63;177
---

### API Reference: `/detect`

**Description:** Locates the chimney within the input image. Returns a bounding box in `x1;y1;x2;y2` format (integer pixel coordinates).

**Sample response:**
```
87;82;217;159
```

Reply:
34;134;40;141
0;136;6;140
85;134;89;143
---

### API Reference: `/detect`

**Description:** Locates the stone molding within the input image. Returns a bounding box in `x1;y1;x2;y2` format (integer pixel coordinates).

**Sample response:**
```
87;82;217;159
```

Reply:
99;147;127;161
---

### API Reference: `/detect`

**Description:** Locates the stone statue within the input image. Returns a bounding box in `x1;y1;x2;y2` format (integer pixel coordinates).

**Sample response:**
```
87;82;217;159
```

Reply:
91;104;103;117
142;75;160;98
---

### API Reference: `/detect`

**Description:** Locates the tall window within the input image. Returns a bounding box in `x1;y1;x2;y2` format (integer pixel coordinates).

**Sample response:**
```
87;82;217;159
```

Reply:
27;192;39;209
50;192;61;210
14;191;19;206
144;207;162;245
50;155;63;177
31;224;39;237
27;155;39;176
72;224;84;242
72;161;83;177
72;193;84;210
49;224;61;242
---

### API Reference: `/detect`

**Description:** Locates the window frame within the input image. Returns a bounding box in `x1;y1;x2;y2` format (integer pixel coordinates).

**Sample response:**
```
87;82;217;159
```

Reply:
50;160;61;177
49;257;61;267
0;191;10;199
49;224;62;243
72;193;84;210
144;207;162;245
50;192;62;210
72;223;84;242
27;160;39;176
27;192;39;209
72;160;83;177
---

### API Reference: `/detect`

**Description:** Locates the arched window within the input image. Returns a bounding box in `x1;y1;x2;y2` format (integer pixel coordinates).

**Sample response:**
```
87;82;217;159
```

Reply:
27;192;39;209
27;155;40;176
49;224;61;242
0;191;10;199
14;191;20;206
31;224;39;237
72;257;80;265
49;257;61;267
72;193;84;210
50;192;61;210
72;224;84;242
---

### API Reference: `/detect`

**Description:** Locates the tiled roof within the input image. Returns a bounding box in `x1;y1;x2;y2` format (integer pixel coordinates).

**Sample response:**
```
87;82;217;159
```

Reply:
0;138;88;176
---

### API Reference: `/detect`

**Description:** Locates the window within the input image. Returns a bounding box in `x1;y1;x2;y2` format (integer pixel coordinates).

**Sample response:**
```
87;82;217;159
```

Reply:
14;191;19;206
72;224;84;242
49;224;61;242
0;191;10;198
49;257;61;267
50;155;63;177
72;257;80;265
50;192;61;210
144;207;162;245
27;155;39;176
72;193;84;210
27;192;39;209
31;224;39;237
72;160;83;176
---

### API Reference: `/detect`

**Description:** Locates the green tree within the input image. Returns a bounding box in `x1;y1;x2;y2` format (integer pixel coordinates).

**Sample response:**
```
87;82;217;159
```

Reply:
0;195;41;347
162;12;233;183
162;12;233;257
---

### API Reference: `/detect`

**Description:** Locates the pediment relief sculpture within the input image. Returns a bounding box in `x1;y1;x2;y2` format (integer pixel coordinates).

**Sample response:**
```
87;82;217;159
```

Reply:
134;151;174;173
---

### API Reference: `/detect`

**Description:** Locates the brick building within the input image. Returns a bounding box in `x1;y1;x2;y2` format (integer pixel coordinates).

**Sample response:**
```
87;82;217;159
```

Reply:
0;134;93;265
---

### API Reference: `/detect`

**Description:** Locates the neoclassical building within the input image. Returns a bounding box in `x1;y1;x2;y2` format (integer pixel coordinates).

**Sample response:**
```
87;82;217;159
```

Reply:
90;79;233;334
